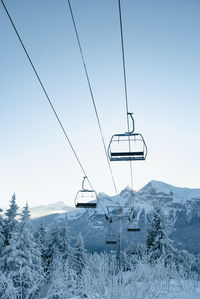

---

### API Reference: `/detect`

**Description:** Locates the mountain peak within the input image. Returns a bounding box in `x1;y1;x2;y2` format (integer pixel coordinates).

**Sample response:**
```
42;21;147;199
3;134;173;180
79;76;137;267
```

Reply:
139;180;176;194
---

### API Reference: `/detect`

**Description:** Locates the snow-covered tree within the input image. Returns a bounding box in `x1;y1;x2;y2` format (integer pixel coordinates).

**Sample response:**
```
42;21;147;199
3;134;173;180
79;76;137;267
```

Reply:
35;221;48;271
1;202;44;297
46;257;77;298
72;233;86;277
0;194;19;273
82;253;118;298
46;216;73;271
146;203;175;264
0;209;5;259
17;203;42;272
58;215;73;262
4;193;19;245
46;222;61;271
0;231;21;274
13;203;43;297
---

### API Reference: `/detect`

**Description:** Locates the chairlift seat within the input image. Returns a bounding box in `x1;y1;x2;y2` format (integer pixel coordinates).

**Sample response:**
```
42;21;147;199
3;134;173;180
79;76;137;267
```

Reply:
106;240;117;245
111;151;144;156
111;151;145;161
127;221;140;232
127;228;140;232
76;202;97;208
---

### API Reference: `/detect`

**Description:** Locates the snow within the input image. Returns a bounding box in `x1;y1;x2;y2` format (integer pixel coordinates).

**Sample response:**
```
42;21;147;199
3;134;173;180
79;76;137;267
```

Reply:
29;201;74;218
73;292;200;299
157;292;200;299
23;180;200;221
1;187;200;299
45;181;199;233
139;180;200;204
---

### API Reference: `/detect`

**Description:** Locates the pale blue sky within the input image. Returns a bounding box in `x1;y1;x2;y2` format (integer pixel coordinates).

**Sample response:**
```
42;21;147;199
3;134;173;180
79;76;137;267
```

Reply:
1;0;200;207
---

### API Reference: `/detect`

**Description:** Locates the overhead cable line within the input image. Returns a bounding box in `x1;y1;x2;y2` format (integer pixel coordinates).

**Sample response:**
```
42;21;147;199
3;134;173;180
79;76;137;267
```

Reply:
1;0;109;216
0;0;95;190
67;0;118;195
118;0;133;190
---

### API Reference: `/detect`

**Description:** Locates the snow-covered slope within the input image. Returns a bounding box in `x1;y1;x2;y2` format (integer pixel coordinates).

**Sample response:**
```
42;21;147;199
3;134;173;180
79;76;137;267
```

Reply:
29;201;74;218
32;180;200;254
139;180;200;204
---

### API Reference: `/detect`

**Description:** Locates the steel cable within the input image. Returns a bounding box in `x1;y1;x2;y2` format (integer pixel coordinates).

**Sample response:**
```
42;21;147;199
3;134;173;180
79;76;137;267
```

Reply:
0;0;110;212
118;0;133;190
67;0;118;195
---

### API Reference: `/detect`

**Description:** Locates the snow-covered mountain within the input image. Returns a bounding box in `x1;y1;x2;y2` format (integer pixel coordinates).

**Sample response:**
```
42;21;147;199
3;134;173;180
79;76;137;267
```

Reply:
29;201;74;218
1;201;74;219
32;180;200;254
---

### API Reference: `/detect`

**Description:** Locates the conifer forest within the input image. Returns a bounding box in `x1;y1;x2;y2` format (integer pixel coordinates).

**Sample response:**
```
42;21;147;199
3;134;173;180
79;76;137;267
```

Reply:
0;194;200;299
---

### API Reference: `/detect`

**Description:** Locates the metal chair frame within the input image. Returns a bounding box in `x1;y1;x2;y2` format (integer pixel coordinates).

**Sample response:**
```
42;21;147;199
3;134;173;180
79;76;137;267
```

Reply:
106;206;141;233
75;176;97;208
107;113;147;161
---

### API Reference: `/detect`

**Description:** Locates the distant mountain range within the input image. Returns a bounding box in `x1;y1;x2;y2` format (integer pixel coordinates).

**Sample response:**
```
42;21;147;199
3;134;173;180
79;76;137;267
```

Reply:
1;201;74;219
29;201;74;218
31;180;200;255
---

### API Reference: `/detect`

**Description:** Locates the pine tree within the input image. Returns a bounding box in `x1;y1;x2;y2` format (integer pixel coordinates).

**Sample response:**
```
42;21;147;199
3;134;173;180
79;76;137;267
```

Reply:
17;203;42;272
36;221;48;270
46;222;61;271
72;233;86;277
0;209;5;257
0;230;21;274
0;194;19;272
58;215;73;262
13;203;43;297
4;193;19;245
146;203;175;263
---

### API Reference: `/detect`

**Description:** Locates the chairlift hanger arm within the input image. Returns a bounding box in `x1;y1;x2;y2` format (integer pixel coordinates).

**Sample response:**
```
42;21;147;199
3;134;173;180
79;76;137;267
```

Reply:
82;176;87;191
125;113;134;135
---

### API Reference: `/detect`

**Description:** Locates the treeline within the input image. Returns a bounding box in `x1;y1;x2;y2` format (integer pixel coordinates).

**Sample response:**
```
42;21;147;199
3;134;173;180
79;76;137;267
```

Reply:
0;194;199;298
0;194;85;298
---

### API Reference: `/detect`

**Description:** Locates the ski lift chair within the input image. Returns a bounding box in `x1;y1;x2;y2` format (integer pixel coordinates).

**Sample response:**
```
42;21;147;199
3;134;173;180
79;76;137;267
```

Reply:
108;113;147;162
75;177;97;208
127;221;140;232
105;221;117;245
106;235;117;245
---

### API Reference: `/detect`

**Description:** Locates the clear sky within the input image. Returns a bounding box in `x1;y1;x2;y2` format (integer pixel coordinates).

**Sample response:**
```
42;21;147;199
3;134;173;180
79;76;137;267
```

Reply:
1;0;200;208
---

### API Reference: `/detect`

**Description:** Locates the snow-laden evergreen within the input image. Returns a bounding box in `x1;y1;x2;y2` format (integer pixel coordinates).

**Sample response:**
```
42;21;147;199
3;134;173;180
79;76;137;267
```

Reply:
0;231;21;274
0;194;19;273
4;193;18;245
146;203;176;263
46;222;61;271
46;257;77;298
58;215;73;262
72;233;86;277
7;203;44;297
16;203;43;274
0;209;5;259
46;216;73;273
35;220;48;270
0;191;200;298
